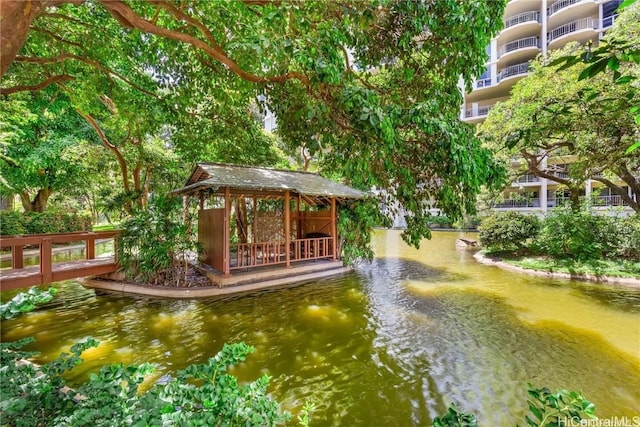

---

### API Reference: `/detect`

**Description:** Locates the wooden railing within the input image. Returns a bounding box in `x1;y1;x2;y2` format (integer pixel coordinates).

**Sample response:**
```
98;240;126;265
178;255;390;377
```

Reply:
230;237;333;270
0;231;120;290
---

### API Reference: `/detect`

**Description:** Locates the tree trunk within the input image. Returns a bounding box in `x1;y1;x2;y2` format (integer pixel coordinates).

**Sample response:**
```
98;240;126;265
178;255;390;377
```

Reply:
19;188;52;212
234;198;248;244
0;0;81;78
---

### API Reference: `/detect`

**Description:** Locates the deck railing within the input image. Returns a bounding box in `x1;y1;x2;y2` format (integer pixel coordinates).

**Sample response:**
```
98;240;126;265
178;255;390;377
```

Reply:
0;231;120;290
503;11;540;29
230;236;333;270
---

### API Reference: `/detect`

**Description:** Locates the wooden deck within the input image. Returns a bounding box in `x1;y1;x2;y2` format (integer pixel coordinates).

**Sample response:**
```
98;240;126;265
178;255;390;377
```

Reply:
83;259;350;298
0;231;119;291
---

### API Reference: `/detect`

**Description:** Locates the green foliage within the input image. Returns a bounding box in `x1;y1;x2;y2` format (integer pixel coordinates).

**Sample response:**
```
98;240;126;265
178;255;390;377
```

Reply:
478;212;540;251
1;339;290;427
0;287;58;320
427;215;453;229
2;0;508;248
432;404;477;427
0;210;24;235
0;211;92;235
0;337;99;426
338;199;390;265
535;207;618;260
618;214;640;258
519;385;596;427
432;385;596;427
116;195;200;286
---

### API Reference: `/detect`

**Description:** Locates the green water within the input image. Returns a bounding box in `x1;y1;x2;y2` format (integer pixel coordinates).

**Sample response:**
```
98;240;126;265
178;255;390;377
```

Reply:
1;230;639;425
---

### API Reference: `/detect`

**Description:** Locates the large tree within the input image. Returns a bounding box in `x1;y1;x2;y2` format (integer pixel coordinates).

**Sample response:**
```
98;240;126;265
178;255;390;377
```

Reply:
0;90;99;211
479;42;640;211
1;0;507;245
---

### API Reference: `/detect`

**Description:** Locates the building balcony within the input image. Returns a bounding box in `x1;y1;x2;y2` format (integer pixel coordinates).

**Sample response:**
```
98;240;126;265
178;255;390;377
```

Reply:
504;11;541;29
513;174;540;184
463;104;493;123
497;62;531;82
493;198;541;208
601;14;618;31
592;195;630;207
548;0;598;30
474;77;493;89
499;36;541;58
548;18;599;49
498;37;541;66
499;11;541;42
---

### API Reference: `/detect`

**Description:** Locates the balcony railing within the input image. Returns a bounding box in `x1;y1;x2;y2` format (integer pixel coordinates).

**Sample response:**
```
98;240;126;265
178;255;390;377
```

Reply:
499;37;540;57
464;105;492;118
497;62;531;81
548;0;580;16
548;18;598;43
475;77;492;88
503;11;541;29
493;198;541;208
592;195;629;206
602;14;617;29
514;174;540;183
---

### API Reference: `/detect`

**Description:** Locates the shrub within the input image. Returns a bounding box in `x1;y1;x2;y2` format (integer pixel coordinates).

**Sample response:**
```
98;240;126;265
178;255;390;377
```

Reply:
535;207;618;260
0;211;92;235
428;214;453;228
0;210;24;235
117;195;200;286
617;214;640;259
478;212;540;251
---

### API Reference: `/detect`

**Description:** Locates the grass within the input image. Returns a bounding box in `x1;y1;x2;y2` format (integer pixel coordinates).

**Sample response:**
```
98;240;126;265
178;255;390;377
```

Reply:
500;255;640;279
92;223;120;231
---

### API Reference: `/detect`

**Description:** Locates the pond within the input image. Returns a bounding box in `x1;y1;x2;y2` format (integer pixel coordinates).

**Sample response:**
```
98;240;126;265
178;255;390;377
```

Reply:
1;230;639;425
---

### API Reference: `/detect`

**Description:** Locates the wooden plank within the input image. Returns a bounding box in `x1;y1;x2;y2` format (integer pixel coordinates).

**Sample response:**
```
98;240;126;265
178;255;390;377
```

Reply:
331;197;337;260
41;238;53;284
224;186;231;276
86;238;95;259
12;245;24;269
285;190;291;268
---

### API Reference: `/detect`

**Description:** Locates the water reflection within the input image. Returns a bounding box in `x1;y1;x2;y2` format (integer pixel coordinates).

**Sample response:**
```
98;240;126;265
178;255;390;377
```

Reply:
1;230;639;426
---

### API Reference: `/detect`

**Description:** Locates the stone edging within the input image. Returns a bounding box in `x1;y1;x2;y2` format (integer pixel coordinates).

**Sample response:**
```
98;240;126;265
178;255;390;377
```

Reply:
81;266;352;298
473;252;640;289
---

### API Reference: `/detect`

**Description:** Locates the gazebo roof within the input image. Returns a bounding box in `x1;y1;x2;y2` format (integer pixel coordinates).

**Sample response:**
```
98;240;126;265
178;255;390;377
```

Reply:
171;163;366;202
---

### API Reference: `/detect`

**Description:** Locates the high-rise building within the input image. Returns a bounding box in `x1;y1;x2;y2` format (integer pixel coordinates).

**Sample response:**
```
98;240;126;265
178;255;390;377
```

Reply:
461;0;635;215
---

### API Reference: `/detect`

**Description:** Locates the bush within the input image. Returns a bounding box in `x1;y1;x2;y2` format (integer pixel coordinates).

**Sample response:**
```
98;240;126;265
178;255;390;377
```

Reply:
0;210;24;235
0;211;92;235
478;212;540;251
428;214;453;228
534;207;618;260
117;195;200;286
618;214;640;259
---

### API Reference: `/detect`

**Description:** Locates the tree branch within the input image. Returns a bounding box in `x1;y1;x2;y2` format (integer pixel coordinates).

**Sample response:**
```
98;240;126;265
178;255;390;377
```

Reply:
0;74;75;95
98;0;309;86
14;53;158;98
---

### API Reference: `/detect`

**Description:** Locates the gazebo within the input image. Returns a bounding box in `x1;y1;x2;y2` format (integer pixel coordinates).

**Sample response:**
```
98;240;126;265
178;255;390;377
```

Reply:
171;163;365;278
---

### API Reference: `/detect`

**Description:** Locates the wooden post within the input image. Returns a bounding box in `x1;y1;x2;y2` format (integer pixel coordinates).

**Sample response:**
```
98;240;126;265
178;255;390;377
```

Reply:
223;186;231;276
41;238;52;285
85;235;95;260
12;245;23;269
330;197;337;260
285;190;291;267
